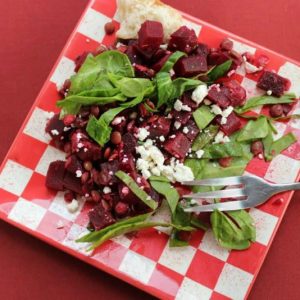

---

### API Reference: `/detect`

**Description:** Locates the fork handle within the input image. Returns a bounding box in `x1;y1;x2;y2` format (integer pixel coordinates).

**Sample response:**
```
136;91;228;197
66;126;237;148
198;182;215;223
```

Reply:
272;182;300;194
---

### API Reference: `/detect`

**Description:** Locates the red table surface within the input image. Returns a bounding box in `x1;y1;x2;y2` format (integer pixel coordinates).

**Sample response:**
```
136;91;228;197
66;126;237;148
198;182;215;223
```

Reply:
1;0;300;299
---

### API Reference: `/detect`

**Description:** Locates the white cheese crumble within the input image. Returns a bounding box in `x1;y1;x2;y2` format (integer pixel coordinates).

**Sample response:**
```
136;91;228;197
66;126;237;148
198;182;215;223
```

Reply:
112;116;125;125
136;127;150;141
75;170;82;178
174;99;191;112
174;121;181;129
159;136;165;142
51;129;59;136
196;149;205;159
244;61;262;74
204;99;212;106
267;90;272;96
183;127;189;134
169;69;175;77
214;131;230;144
211;105;233;125
103;186;112;194
63;126;71;132
77;142;84;149
66;199;79;213
191;84;208;105
160;44;168;50
211;105;223;115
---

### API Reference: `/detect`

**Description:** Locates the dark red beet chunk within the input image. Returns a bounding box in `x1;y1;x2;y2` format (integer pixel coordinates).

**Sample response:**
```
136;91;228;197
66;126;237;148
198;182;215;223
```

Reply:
152;53;171;72
122;133;137;154
208;49;229;66
207;86;231;109
45;114;65;138
257;71;291;96
63;171;83;195
174;56;208;77
216;112;241;135
89;203;116;230
125;43;143;65
184;120;200;142
148;117;171;138
168;26;198;53
171;110;192;125
193;43;209;58
220;38;233;51
97;161;119;186
134;64;155;78
164;132;191;159
119;154;136;173
138;21;163;50
181;92;199;110
65;155;83;174
46;161;65;191
223;80;247;107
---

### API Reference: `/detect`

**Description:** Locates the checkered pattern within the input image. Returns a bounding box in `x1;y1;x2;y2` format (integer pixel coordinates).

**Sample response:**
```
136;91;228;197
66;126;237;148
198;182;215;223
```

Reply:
0;1;300;299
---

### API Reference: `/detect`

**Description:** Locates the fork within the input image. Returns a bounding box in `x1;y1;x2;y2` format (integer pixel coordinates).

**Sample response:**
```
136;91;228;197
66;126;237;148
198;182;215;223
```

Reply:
182;174;300;212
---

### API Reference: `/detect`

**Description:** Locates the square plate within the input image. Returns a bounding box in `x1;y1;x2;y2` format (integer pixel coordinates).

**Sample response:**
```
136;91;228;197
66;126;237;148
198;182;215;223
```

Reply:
1;0;300;298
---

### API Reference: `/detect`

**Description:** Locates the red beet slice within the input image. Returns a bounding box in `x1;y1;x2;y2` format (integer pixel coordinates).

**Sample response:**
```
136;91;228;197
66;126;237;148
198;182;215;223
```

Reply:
193;43;210;58
45;114;65;138
148;116;171;138
65;155;83;174
45;161;65;191
88;203;116;230
164;132;192;159
174;55;208;77
138;21;163;50
215;112;241;135
122;132;137;154
151;53;172;72
207;86;231;109
223;80;247;107
168;26;198;53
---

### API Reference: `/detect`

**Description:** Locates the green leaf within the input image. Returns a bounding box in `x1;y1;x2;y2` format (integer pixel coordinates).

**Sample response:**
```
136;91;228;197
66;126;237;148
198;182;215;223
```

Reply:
269;132;297;157
235;93;295;114
202;142;244;159
262;125;274;161
237;116;269;142
70;50;134;94
150;179;179;215
159;51;186;73
192;105;215;130
171;77;203;99
211;209;255;250
115;171;158;210
192;125;219;151
208;60;232;82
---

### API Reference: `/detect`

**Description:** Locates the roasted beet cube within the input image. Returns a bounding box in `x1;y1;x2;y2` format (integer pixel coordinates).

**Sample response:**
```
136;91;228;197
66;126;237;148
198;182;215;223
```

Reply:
45;161;65;191
45;114;65;138
216;112;241;135
88;203;116;230
148;117;171;138
164;132;191;159
134;64;155;78
118;183;140;205
65;155;83;174
174;56;208;77
184;120;200;141
257;71;291;96
122;132;137;154
223;80;247;107
168;26;198;53
208;49;229;66
97;161;119;185
171;110;192;125
119;154;135;173
138;21;163;50
181;92;199;110
152;53;171;72
125;43;142;65
134;44;157;61
193;43;210;58
63;171;83;195
207;85;231;108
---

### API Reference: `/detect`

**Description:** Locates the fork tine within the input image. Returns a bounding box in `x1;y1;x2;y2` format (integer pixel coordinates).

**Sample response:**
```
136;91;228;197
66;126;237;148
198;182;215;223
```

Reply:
184;200;251;212
182;188;246;199
182;176;244;186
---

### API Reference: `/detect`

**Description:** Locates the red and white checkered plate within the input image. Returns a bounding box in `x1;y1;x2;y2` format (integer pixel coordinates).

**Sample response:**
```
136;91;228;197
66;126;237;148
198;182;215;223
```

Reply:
1;1;300;299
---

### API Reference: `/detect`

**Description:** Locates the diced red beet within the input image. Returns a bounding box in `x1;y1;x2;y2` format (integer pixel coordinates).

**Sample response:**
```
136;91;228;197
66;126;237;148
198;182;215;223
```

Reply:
65;155;83;174
97;161;119;186
118;183;140;205
88;203;116;230
122;132;137;154
134;44;157;61
125;43;142;65
148;117;171;138
181;92;199;110
138;21;164;50
229;50;243;68
220;38;233;51
63;171;83;195
45;161;65;191
193;43;209;58
207;86;231;108
208;49;229;66
134;64;155;78
216;112;241;135
174;55;208;77
184;120;200;141
257;71;291;96
119;153;135;173
45;114;65;138
171;110;192;125
164;132;192;159
151;53;172;72
223;80;247;107
168;26;198;53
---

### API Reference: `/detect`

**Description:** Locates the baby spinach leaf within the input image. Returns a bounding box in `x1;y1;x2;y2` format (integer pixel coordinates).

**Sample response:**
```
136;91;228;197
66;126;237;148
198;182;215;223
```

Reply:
192;125;219;151
159;51;186;73
237;116;269;142
262;125;274;161
202;142;244;159
192;105;216;130
269;132;297;158
115;171;158;210
235;93;295;114
171;77;203;99
207;60;232;82
150;179;179;215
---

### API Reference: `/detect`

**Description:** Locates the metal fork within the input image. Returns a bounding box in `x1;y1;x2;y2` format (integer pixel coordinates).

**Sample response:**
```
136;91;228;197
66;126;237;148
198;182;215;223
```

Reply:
182;174;300;212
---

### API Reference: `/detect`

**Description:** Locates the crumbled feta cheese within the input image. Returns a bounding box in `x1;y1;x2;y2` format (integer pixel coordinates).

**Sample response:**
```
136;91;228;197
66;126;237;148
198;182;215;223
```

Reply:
63;127;71;132
144;139;153;147
208;84;221;93
167;113;172;119
103;186;111;194
172;162;194;182
129;111;138;119
183;127;189;134
196;149;205;159
121;186;129;195
75;170;82;178
204;99;212;106
83;148;88;152
56;220;64;229
136;127;150;141
245;61;262;73
51;129;59;136
112;116;125;125
214;131;230;144
115;42;125;48
169;69;175;76
267;90;272;96
169;134;176;139
160;44;168;50
174;99;191;112
159;136;165;142
151;166;161;176
221;117;227;125
67;199;79;213
258;153;264;160
109;171;113;175
222;106;234;117
190;199;198;205
191;84;208;105
211;105;223;115
174;121;181;129
77;142;84;149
